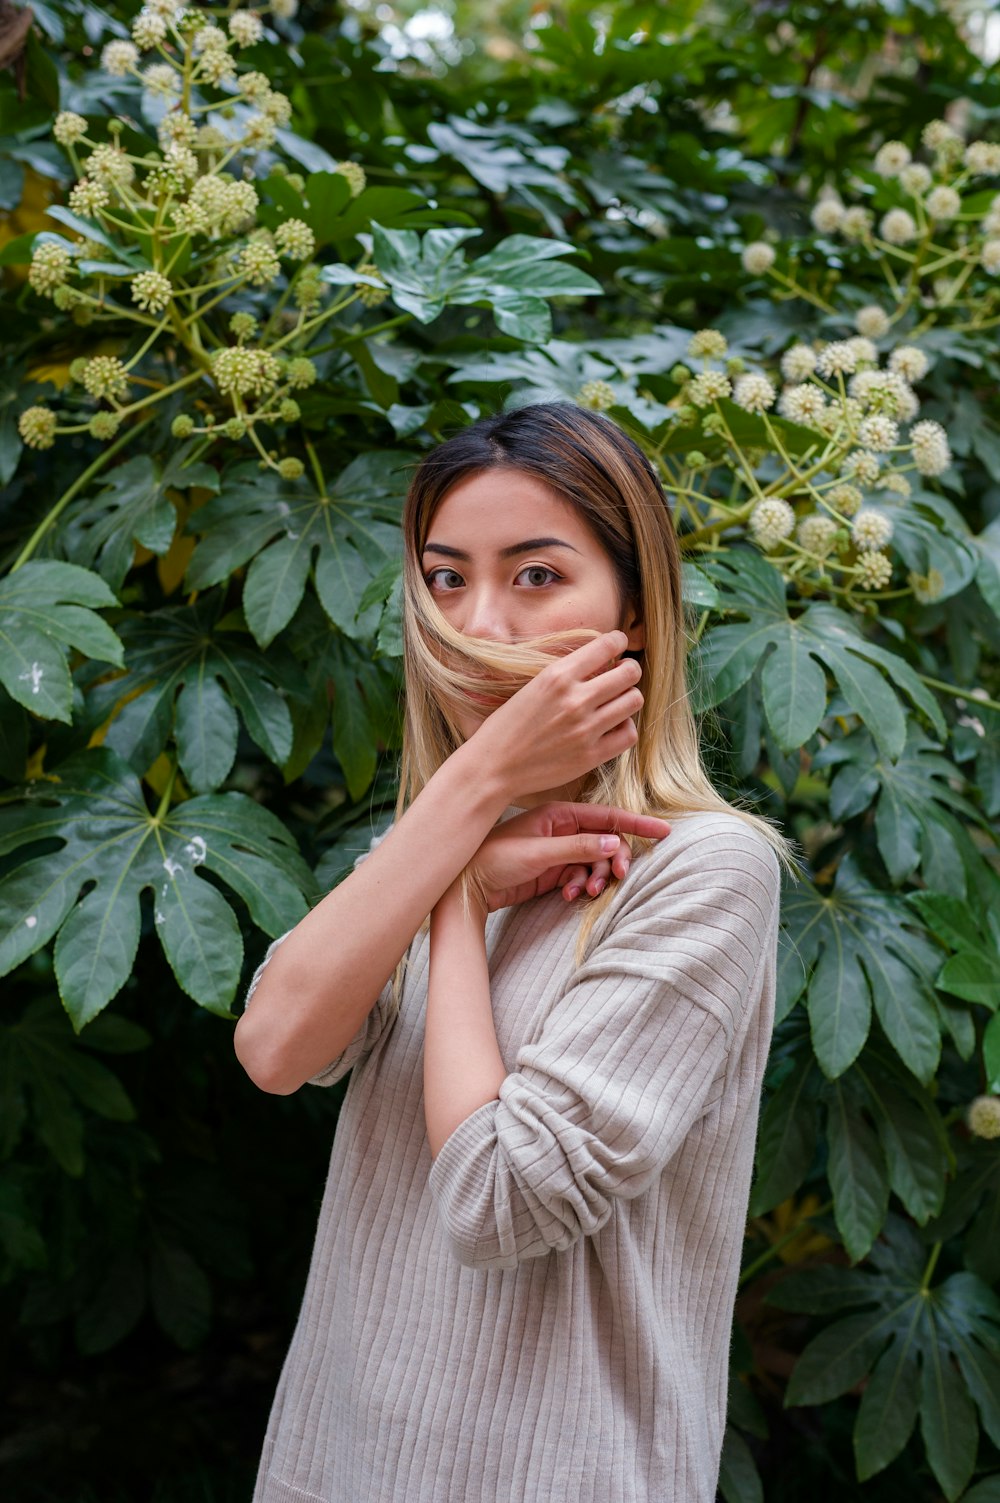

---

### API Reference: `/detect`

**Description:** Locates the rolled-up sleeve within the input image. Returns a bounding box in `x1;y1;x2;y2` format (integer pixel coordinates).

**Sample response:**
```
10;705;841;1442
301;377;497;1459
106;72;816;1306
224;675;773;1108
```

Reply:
427;821;780;1269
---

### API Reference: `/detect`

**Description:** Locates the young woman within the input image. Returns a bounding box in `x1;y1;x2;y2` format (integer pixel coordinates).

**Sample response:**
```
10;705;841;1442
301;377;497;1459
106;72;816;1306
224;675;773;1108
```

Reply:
235;403;791;1503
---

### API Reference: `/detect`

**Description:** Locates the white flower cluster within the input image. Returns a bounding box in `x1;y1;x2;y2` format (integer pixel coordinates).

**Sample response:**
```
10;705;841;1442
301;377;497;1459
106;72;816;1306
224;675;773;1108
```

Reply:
672;327;954;601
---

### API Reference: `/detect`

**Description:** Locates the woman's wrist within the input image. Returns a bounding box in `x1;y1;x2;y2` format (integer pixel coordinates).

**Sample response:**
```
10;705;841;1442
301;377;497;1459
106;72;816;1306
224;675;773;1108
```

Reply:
443;734;518;813
434;876;488;929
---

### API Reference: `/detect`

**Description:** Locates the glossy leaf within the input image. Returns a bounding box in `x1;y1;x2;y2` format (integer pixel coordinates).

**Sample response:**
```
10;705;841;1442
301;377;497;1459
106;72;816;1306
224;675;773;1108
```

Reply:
86;599;301;793
824;1077;889;1262
909;890;1000;1011
185;453;409;648
61;450;219;593
816;727;984;894
372;223;601;340
783;1221;999;1491
749;1052;819;1215
717;1424;763;1503
0;749;315;1027
0;995;135;1176
0;560;123;723
781;856;943;1079
696;551;945;758
854;1339;920;1480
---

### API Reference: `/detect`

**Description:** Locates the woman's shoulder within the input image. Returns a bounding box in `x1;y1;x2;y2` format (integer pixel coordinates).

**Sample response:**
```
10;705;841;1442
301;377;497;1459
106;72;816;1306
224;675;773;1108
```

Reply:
623;807;782;912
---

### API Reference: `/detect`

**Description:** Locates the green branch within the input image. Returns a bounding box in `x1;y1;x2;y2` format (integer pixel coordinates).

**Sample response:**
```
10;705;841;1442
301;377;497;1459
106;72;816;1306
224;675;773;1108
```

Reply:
9;413;156;572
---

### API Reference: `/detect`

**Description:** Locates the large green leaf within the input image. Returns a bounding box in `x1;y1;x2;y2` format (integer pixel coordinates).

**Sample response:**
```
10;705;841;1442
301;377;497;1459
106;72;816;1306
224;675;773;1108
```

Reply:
264;171;465;247
882;488;980;603
854;1339;920;1480
0;561;123;724
185;453;409;648
280;597;402;794
371;224;602;342
717;1423;763;1503
779;1220;999;1496
749;1051;820;1215
0;995;136;1176
0;748;315;1027
86;599;301;793
815;726;987;893
780;856;943;1079
61;450;220;592
823;1075;889;1262
695;551;946;759
856;1064;950;1224
909;889;1000;1011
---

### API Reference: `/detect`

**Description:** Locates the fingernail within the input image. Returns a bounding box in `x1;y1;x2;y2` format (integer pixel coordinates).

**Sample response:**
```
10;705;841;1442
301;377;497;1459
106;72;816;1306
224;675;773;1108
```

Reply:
592;878;606;896
600;835;620;853
566;885;581;900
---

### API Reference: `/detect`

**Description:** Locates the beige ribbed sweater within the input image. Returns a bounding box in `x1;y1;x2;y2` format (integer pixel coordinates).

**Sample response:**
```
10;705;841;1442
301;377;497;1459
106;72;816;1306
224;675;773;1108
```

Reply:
245;809;780;1503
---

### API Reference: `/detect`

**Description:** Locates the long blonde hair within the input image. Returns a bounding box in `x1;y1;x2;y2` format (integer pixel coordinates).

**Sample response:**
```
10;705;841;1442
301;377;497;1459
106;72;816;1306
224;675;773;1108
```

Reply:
393;402;797;984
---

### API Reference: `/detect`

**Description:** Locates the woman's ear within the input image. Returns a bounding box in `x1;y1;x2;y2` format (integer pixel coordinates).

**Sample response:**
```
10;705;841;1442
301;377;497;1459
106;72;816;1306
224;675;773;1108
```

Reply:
622;606;645;653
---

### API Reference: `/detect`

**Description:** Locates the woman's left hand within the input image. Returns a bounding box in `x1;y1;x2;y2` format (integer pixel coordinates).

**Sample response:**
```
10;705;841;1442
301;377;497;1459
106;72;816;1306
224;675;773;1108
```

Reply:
467;802;671;913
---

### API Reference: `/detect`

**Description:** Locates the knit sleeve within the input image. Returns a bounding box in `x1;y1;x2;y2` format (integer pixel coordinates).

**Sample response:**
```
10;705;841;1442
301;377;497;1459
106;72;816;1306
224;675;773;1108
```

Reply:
242;823;397;1088
427;817;780;1270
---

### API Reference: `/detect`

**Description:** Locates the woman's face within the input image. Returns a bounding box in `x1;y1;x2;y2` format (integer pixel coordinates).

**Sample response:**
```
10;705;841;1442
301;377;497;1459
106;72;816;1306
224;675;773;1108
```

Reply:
421;468;644;735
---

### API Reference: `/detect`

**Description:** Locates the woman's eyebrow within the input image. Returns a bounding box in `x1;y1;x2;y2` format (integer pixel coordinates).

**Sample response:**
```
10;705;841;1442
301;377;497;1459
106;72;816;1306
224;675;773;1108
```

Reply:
422;537;580;561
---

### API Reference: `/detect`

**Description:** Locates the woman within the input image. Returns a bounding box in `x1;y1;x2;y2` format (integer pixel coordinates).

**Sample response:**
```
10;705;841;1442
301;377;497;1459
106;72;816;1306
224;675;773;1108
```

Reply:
235;402;792;1503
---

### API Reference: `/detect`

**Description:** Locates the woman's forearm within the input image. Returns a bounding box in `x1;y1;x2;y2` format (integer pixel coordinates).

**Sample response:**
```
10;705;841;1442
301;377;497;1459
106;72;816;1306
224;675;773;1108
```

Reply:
425;883;507;1158
234;740;512;1095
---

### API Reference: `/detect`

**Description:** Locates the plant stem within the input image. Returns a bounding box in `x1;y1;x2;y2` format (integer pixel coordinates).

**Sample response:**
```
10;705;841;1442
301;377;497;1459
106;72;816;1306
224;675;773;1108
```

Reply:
738;1199;834;1287
154;759;179;822
920;1241;942;1293
305;439;327;497
917;673;1000;713
9;413;156;572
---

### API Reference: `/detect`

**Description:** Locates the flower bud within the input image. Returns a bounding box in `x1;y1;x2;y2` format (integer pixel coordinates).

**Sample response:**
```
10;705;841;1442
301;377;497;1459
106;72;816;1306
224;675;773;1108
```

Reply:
89;411;122;440
18;405;58;449
967;1096;1000;1139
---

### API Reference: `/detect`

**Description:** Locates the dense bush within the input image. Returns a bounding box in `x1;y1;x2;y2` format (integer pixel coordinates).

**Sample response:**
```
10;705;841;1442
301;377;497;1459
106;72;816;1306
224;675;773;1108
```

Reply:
1;3;998;1500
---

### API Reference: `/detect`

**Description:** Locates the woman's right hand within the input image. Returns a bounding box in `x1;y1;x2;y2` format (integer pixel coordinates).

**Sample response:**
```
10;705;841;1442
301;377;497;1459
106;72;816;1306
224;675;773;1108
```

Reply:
467;629;645;801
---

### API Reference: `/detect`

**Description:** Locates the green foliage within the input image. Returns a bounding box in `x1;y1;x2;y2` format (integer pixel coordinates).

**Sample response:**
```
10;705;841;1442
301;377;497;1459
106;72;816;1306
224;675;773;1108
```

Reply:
2;0;999;1499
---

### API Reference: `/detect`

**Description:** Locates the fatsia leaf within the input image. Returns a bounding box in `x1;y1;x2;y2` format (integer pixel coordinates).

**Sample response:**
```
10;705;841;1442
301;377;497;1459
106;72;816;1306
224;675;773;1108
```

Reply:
749;1052;819;1215
961;1478;1000;1502
781;1222;997;1489
780;856;943;1079
908;889;1000;1011
0;748;315;1027
881;487;979;603
824;1076;889;1262
854;1339;920;1480
0;561;123;724
920;1339;979;1501
815;726;986;894
61;450;220;593
0;995;135;1175
149;1240;212;1350
185;453;409;648
86;599;301;793
785;1308;897;1405
695;551;946;758
371;223;601;341
855;1064;949;1224
717;1424;763;1503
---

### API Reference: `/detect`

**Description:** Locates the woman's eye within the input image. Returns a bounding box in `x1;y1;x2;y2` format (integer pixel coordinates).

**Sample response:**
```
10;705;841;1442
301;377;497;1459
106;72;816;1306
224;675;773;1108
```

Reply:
516;565;560;587
426;568;464;591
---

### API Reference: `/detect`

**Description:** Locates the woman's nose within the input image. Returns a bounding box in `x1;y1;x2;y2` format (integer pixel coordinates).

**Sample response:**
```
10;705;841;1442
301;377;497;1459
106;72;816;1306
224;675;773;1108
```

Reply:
460;589;510;641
